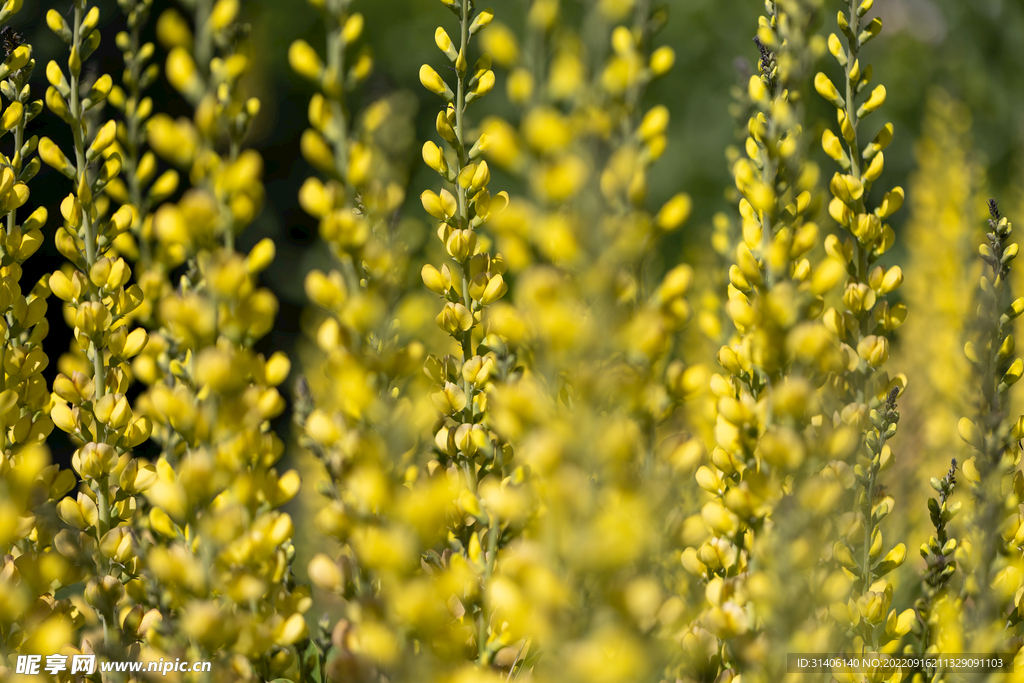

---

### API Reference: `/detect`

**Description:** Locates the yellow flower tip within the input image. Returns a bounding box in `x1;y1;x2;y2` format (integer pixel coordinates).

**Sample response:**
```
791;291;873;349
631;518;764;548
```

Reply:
305;269;347;311
210;0;239;31
480;22;520;67
39;137;72;176
1004;358;1024;387
437;302;473;335
466;70;496;102
421;188;457;220
46;9;68;38
858;85;887;118
87;120;117;159
958;417;984;452
422;140;448;176
434;26;457;61
263;352;291;387
419;64;453;100
166;47;203;101
875;543;906;576
822;129;846;162
892;608;915;637
611;25;636;56
656;193;692;231
341;13;365;45
879;186;904;218
748;74;767;102
289;39;323;81
5;43;29;71
155;8;193;50
638;105;670;142
862;150;885;182
246;238;276;274
275;613;308;646
421;263;451;296
308;553;344;593
814;72;844;108
650;46;675;77
856;335;889;368
507;68;534;105
961;457;980;485
469;7;495;35
300;129;335;175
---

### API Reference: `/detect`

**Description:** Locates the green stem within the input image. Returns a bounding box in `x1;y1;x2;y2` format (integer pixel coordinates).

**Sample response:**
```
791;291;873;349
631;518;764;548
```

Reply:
69;3;106;399
844;0;862;179
479;514;499;664
326;10;350;182
195;0;214;78
455;0;475;419
125;18;150;267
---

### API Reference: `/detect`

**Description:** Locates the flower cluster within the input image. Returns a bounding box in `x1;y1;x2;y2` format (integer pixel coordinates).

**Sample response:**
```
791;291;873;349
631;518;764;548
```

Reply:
678;2;864;680
7;0;1024;681
955;201;1024;655
0;0;82;672
814;0;915;665
418;0;526;671
40;0;159;665
118;0;300;678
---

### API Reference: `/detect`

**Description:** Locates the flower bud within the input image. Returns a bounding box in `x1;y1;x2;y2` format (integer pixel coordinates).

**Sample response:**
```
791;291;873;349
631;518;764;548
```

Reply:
466;70;495;102
289;40;323;80
431;381;467;414
419;64;453;100
857;85;887;118
650;46;675;76
856;335;889;368
246;238;276;274
308;553;345;593
73;442;118;480
421;263;451;295
75;301;112;339
434;27;458;61
656;193;692;231
85;575;126;617
436;302;473;335
39;137;73;177
814;72;844;107
422;141;448;176
342;13;364;44
446;229;477;262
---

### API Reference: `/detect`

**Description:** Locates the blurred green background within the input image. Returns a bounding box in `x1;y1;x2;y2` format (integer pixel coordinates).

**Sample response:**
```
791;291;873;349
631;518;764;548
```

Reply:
11;0;1024;463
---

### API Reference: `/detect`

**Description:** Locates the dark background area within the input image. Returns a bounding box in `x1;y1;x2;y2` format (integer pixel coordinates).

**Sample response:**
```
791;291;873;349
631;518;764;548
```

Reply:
12;0;1024;466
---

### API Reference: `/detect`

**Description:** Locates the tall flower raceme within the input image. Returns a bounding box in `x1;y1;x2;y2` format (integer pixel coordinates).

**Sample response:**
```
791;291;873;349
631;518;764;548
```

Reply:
0;15;54;460
103;0;181;326
893;96;980;657
955;201;1024;658
897;93;980;482
417;1;539;675
480;8;705;683
474;0;698;480
913;458;961;676
814;0;916;662
38;0;160;665
0;3;84;675
102;3;308;680
476;0;682;272
679;2;863;680
288;1;445;681
451;4;705;682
